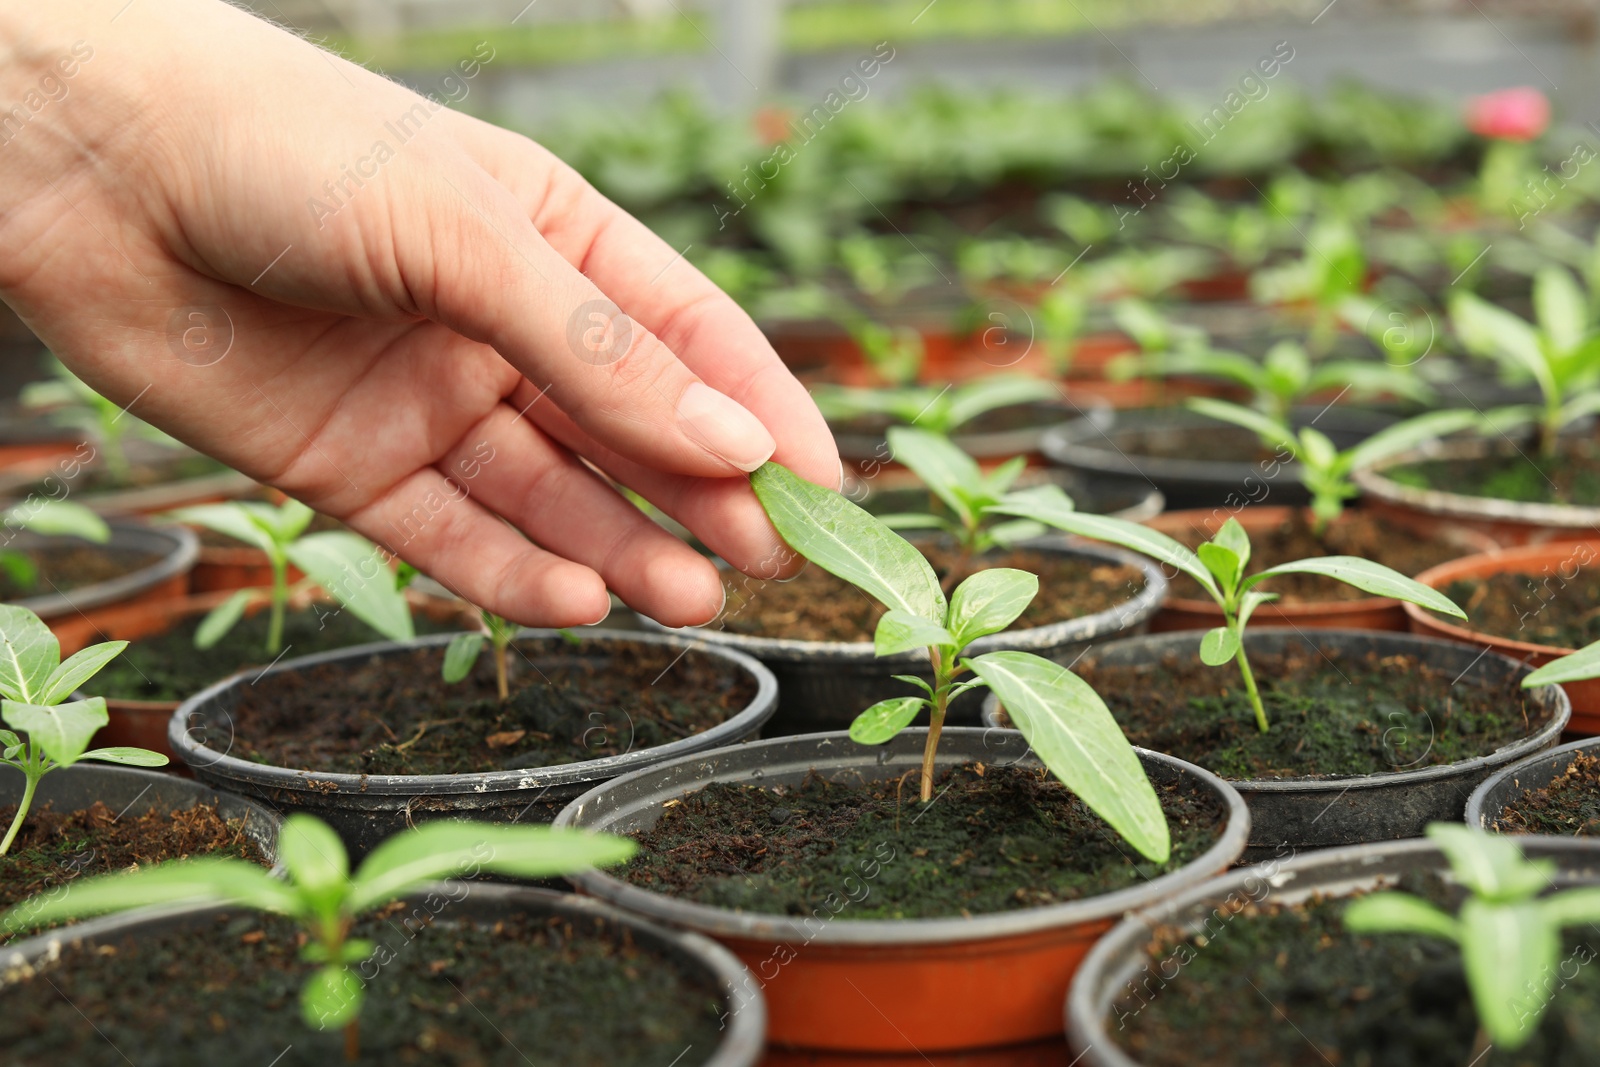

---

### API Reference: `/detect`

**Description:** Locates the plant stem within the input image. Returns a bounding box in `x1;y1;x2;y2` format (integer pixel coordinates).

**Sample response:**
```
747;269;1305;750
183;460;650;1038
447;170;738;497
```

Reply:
344;1019;360;1063
919;651;950;802
267;554;288;655
0;766;38;856
1233;640;1270;733
494;640;509;702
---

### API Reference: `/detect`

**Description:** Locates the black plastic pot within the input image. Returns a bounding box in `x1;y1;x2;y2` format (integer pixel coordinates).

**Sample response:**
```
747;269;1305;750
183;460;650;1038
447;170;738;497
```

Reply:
834;401;1074;465
553;727;1250;1054
1064;835;1600;1067
10;521;198;623
1465;734;1600;831
0;881;765;1067
1041;405;1396;510
851;466;1164;524
170;629;778;858
982;628;1570;859
644;538;1167;736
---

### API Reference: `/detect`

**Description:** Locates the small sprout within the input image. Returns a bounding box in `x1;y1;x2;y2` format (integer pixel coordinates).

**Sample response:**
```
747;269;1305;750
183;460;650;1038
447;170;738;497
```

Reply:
0;605;167;856
0;500;111;592
442;610;521;701
21;359;176;485
811;376;1058;438
1;813;634;1061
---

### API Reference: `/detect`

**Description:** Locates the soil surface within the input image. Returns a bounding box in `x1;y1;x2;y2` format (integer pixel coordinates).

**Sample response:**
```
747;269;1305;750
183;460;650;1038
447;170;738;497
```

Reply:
1115;874;1600;1066
0;800;268;942
1160;511;1478;605
1495;751;1600;836
1069;643;1541;779
0;905;727;1066
1107;423;1288;464
1438;568;1600;649
0;544;163;602
830;402;1064;438
1385;440;1600;507
96;605;465;702
624;763;1226;919
718;544;1144;643
224;636;758;775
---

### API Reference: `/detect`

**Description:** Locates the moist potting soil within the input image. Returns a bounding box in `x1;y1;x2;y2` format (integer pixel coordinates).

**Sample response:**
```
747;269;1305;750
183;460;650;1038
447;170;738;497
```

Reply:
1493;750;1600;837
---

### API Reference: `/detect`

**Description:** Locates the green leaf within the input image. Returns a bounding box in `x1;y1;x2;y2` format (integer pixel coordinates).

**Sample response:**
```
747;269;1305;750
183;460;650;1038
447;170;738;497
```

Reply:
886;426;983;523
1212;518;1251;570
946;568;1038;648
751;463;946;623
2;500;110;543
967;651;1169;862
195;589;255;650
1199;627;1239;666
1197;543;1242;598
442;632;485;683
874;610;957;658
1185;398;1295;453
848;696;926;745
1237;589;1278;629
347;823;636;915
942;376;1058;432
1523;638;1600;688
1459;898;1559;1049
1247;557;1465;618
0;605;60;703
1535;264;1589;355
1450;292;1555;400
1427;824;1556;902
988;519;1047;548
78;746;169;767
301;964;363;1029
980;456;1029;499
1344;891;1461;942
286;532;415;644
877;513;953;532
2;697;107;767
1539;886;1600;928
0;857;303;933
1297;428;1339;472
280;814;350;895
1341;410;1481;472
38;641;128;705
162;503;276;554
269;499;317;543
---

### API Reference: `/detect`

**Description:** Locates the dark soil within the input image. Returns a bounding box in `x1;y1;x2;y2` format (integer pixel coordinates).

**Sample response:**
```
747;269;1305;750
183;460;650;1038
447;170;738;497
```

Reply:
1071;643;1542;779
1112;423;1287;464
73;448;230;494
0;800;268;942
1495;751;1600;836
1385;439;1600;507
95;605;464;702
0;543;162;601
1161;511;1478;605
224;636;758;776
624;763;1225;920
718;544;1144;643
1438;567;1600;649
830;402;1064;438
1115;874;1600;1066
0;904;727;1067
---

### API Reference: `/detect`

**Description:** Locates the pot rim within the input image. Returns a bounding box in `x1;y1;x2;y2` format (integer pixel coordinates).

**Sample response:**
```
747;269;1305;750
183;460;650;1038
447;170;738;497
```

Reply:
980;627;1572;794
1353;436;1600;528
11;521;198;621
833;400;1076;461
168;628;779;795
0;881;767;1067
1401;540;1600;658
639;537;1167;661
1464;733;1600;828
554;726;1251;946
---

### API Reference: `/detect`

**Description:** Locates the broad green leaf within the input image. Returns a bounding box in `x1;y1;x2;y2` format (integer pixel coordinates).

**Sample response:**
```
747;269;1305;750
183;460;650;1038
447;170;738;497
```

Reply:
195;589;254;650
1237;589;1278;629
751;463;945;622
1308;360;1434;405
1559;390;1600;427
967;651;1169;862
163;503;276;554
1297;428;1339;472
988;519;1047;548
1535;264;1588;355
3;500;110;543
1523;638;1600;688
1213;518;1251;571
1112;298;1172;351
78;746;169;767
3;697;107;767
890;674;935;697
1539;886;1600;928
1450;292;1555;400
1199;626;1239;666
887;426;983;522
943;376;1059;433
1247;557;1465;618
286;532;415;644
980;456;1030;499
1427;824;1555;902
1459;899;1559;1049
280;814;350;896
1342;409;1481;472
0;857;303;933
0;605;60;703
848;696;926;745
874;609;957;658
946;568;1038;648
1185;398;1295;452
1344;891;1461;942
1197;543;1242;598
442;632;485;683
347;823;636;915
1263;340;1311;396
38;641;128;705
301;964;363;1029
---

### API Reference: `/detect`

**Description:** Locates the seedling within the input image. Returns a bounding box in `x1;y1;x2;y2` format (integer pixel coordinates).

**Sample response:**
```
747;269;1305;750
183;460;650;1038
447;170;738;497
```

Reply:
843;318;924;386
1184;398;1480;536
983;501;1465;733
442;609;520;701
1165;187;1283;272
1345;823;1600;1051
1249;217;1368;354
751;462;1170;862
0;500;111;592
21;360;174;485
1450;265;1600;457
1033;284;1088;377
162;499;414;655
1521;635;1600;690
2;813;634;1061
0;605;167;855
811;376;1058;437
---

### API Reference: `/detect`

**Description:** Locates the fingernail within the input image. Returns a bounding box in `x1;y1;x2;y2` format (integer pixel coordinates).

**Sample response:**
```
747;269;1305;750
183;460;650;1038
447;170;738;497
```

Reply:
677;382;775;473
838;458;846;491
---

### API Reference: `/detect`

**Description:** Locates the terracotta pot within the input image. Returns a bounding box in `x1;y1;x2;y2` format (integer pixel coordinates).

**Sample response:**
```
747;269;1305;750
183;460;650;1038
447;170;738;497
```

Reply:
1177;269;1252;303
1404;541;1600;737
1142;506;1500;633
0;423;89;474
189;544;306;594
837;401;1074;474
24;522;198;651
554;728;1250;1055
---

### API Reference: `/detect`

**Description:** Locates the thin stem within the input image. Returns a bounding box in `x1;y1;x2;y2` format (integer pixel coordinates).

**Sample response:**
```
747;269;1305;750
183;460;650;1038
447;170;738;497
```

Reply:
1233;638;1270;733
494;640;509;702
267;552;288;655
919;650;950;803
343;1019;360;1063
0;765;39;856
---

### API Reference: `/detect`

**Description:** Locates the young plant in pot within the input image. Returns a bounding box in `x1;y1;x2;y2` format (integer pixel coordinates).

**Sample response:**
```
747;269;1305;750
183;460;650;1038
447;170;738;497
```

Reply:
0;499;111;602
813;374;1063;468
553;461;1248;1054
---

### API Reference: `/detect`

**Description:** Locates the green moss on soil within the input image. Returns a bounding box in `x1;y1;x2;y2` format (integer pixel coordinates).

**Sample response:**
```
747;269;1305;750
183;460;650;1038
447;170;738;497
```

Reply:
1385;441;1600;507
1438;568;1600;649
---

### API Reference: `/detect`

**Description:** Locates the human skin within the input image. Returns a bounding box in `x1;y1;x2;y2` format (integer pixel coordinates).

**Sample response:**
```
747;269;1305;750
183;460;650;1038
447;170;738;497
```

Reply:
0;1;837;629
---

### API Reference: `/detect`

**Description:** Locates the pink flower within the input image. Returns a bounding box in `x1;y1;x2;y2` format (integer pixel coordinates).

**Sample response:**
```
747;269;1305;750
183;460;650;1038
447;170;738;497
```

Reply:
1465;87;1550;142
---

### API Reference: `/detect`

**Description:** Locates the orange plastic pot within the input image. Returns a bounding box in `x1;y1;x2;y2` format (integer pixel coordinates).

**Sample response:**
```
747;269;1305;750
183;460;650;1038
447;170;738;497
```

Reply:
189;544;307;594
1405;542;1600;737
556;729;1250;1054
1141;506;1500;633
760;1040;1066;1066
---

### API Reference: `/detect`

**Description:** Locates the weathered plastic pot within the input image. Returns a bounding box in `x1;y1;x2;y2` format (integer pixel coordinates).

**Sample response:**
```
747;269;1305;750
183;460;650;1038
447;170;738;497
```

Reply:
554;728;1250;1055
1465;734;1600;831
1355;436;1600;547
19;522;198;648
1405;541;1600;737
835;401;1074;471
170;629;778;858
1064;836;1600;1067
645;539;1166;737
982;629;1569;859
0;882;765;1067
1042;406;1395;511
1143;506;1498;633
852;466;1164;524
